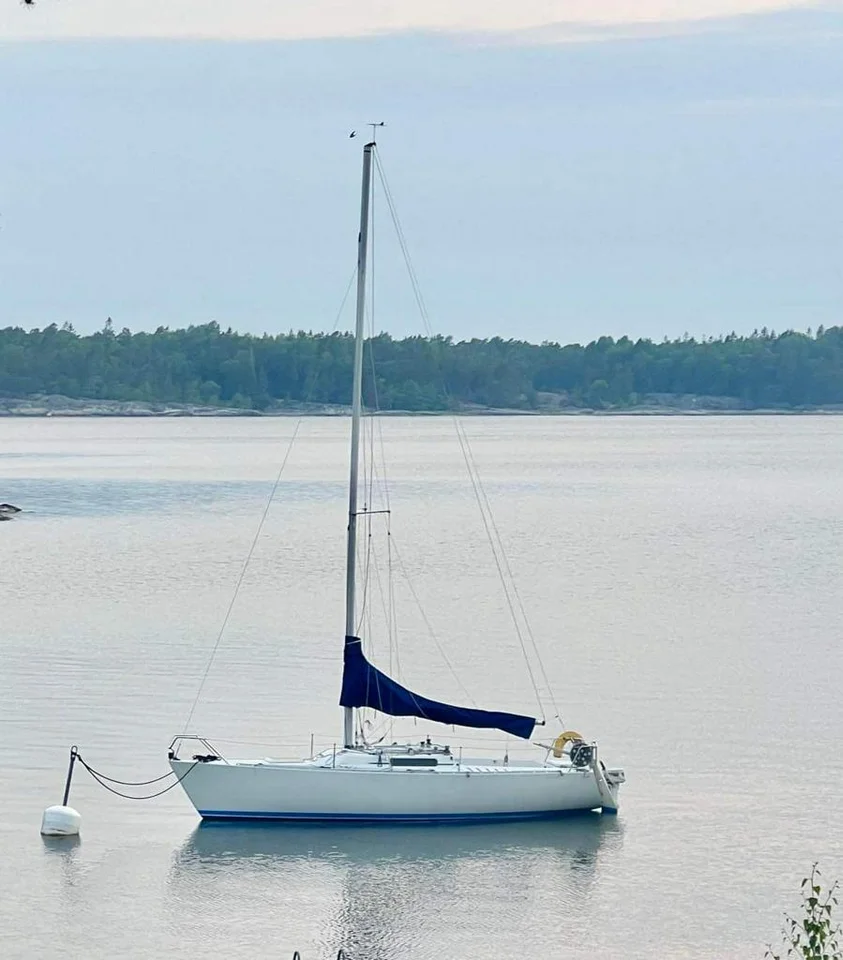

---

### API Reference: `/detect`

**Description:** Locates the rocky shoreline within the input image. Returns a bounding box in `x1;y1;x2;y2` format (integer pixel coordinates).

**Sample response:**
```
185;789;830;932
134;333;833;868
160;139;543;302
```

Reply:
0;393;840;418
0;395;262;417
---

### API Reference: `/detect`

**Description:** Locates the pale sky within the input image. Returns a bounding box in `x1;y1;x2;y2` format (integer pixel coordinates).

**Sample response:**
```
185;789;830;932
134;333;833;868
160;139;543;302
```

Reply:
1;3;841;342
0;0;827;41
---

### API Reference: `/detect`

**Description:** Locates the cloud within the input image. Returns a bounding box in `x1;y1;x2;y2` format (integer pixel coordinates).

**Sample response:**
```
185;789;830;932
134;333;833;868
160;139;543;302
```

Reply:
493;3;843;44
1;0;835;42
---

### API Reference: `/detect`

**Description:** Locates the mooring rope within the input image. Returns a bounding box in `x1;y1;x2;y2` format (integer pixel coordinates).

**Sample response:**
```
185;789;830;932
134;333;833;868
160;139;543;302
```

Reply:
76;767;177;787
76;753;199;801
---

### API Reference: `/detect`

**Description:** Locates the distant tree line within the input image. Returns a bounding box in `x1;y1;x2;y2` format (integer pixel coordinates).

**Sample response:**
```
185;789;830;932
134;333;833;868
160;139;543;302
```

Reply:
0;320;841;411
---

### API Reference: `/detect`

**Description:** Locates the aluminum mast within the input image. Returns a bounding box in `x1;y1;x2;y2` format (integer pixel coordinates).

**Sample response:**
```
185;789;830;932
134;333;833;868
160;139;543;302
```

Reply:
343;141;374;748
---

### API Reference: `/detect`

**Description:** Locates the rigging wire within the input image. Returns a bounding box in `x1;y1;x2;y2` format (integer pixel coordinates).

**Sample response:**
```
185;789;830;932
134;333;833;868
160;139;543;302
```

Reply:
183;265;358;732
455;427;563;721
368;194;401;700
373;149;561;723
389;534;478;708
439;428;547;717
362;526;403;743
364;217;398;691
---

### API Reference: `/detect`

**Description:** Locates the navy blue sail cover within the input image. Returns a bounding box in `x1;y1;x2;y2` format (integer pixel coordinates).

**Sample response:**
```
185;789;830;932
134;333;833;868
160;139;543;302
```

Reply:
339;636;536;740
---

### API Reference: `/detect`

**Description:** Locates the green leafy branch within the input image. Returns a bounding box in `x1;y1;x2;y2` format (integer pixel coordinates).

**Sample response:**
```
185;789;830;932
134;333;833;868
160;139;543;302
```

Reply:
767;864;841;960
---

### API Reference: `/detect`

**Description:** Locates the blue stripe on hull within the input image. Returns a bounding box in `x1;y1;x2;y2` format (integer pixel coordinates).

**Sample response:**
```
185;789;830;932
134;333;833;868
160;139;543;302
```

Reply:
197;808;602;824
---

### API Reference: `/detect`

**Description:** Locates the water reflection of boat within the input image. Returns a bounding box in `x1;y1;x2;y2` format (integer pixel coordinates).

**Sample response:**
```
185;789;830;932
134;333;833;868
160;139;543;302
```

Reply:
175;812;622;869
168;816;623;959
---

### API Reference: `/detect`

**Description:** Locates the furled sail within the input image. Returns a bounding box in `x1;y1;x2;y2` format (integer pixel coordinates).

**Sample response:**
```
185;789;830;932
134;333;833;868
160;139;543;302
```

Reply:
339;636;536;740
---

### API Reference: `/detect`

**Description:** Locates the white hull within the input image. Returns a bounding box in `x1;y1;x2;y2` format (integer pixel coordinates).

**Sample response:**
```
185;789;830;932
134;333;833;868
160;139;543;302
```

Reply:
171;746;623;824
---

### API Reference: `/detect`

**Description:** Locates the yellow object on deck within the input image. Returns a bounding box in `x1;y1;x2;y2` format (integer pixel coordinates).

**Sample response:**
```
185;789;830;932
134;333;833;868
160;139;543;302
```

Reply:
552;731;585;758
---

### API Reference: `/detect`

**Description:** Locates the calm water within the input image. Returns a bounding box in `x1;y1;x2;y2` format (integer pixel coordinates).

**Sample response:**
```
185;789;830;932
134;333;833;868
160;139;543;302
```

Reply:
1;416;842;960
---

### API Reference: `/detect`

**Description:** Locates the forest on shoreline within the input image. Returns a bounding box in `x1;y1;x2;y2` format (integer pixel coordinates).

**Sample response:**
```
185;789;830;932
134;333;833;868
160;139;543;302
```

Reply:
0;321;841;412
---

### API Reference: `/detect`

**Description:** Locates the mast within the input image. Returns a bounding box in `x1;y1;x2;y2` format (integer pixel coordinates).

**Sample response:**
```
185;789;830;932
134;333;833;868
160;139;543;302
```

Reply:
344;141;374;749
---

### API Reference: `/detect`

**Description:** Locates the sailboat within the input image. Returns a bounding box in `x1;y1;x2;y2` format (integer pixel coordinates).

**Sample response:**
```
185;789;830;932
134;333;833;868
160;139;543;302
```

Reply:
169;140;625;823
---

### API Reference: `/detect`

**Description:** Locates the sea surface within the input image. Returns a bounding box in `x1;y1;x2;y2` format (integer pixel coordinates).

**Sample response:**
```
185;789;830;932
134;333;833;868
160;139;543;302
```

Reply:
1;415;841;960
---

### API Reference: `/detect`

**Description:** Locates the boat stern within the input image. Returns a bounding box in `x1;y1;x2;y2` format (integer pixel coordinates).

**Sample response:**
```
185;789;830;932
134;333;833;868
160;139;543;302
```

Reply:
594;756;625;813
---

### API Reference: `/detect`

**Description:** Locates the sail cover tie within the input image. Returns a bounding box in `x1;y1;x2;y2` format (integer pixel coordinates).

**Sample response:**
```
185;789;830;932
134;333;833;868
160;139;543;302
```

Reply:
339;636;536;740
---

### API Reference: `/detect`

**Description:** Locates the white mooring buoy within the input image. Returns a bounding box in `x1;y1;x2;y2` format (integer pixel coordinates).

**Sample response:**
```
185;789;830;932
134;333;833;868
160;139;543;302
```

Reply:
41;746;81;837
40;804;81;837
